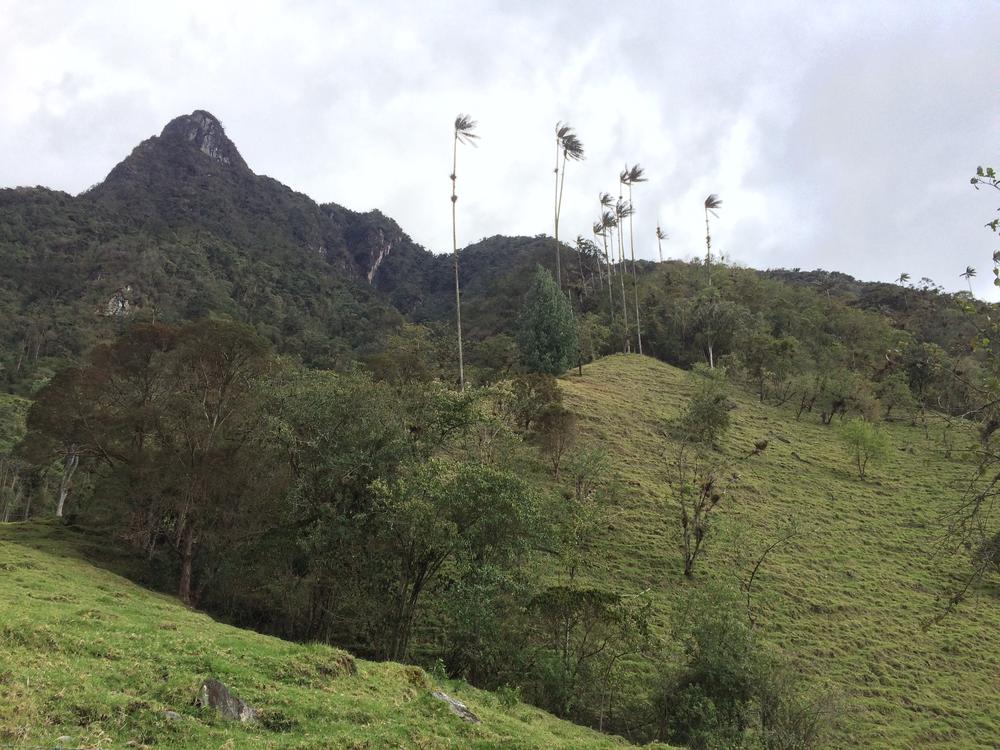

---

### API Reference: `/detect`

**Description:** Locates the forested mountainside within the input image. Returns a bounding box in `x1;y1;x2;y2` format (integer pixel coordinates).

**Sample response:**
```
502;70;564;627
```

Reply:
2;109;991;402
0;110;410;391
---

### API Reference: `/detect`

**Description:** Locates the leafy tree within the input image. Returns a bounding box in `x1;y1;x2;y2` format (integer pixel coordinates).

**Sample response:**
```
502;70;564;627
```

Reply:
653;584;834;749
451;114;479;391
517;266;578;375
680;367;732;447
22;321;276;604
876;372;917;421
691;287;747;370
839;418;889;478
534;404;577;478
374;458;538;660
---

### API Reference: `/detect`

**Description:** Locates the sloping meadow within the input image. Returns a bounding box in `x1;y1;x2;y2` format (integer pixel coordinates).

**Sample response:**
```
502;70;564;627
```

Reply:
559;355;1000;749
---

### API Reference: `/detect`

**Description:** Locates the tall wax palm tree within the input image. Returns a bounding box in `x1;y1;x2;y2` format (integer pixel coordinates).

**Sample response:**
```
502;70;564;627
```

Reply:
599;192;616;284
554;123;585;288
451;114;478;391
622;164;647;354
896;272;911;285
656;225;668;262
961;266;977;293
704;193;722;286
615;198;634;352
594;219;615;323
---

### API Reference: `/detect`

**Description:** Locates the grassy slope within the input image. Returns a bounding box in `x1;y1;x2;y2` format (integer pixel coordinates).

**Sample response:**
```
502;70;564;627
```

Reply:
0;521;665;750
559;354;1000;749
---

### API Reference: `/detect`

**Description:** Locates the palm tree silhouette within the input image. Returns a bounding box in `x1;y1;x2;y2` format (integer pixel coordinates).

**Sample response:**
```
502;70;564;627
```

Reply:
656;225;669;263
451;114;478;391
594;218;615;324
622;165;647;354
704;194;722;286
615;198;634;352
896;272;911;286
960;266;977;293
553;123;585;288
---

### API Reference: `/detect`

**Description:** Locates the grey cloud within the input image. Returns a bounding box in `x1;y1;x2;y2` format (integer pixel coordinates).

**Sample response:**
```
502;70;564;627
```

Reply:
1;0;997;296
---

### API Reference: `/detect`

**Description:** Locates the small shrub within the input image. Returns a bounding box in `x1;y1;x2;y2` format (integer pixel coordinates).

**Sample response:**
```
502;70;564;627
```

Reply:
680;367;731;446
839;418;889;478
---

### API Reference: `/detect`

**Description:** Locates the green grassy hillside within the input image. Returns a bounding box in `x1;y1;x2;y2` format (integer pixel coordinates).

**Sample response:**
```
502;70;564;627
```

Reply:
559;355;1000;749
0;521;665;750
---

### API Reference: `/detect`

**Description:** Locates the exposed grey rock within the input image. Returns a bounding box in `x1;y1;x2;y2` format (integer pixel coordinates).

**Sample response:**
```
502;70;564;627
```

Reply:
431;690;481;723
104;285;133;317
195;679;257;722
55;737;72;748
163;710;182;721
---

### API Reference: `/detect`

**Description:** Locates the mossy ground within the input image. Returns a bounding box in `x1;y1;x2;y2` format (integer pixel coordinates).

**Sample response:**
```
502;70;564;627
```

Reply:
0;521;667;750
558;354;1000;749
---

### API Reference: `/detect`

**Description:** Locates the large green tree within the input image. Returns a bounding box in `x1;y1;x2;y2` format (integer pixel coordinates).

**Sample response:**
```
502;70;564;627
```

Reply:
517;266;578;375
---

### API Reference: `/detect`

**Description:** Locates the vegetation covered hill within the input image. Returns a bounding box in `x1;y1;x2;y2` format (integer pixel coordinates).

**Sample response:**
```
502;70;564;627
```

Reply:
0;520;664;750
558;355;1000;749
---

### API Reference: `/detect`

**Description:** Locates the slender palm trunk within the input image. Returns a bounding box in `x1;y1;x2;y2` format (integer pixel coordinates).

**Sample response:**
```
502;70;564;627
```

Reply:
554;140;562;287
601;231;615;326
657;235;663;263
627;184;643;355
704;208;714;368
451;134;465;391
705;207;713;287
616;225;630;352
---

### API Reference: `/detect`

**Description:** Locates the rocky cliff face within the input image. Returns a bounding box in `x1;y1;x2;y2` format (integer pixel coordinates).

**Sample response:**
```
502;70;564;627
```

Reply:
159;110;248;170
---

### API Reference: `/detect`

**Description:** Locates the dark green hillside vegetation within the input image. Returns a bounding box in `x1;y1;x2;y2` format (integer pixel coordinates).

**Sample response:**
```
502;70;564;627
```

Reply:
0;521;665;750
0;111;413;393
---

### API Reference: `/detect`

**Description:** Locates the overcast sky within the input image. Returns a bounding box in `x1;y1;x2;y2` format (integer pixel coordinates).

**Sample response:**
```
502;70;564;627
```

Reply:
2;1;999;296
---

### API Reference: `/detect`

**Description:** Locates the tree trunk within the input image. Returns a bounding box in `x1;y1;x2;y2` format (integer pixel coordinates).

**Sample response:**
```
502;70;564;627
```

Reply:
55;448;79;518
451;133;465;391
178;521;196;605
627;184;643;355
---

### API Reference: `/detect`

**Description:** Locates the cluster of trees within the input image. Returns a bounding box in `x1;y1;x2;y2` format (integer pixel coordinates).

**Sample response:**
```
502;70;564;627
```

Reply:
11;317;833;746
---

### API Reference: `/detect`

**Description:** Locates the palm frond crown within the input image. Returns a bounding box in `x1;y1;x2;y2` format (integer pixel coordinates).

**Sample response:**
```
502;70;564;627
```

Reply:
454;114;478;145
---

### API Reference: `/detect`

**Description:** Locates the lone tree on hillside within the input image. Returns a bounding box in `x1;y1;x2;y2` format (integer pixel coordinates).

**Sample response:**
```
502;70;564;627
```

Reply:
517;266;578;375
839;418;889;479
451;114;478;391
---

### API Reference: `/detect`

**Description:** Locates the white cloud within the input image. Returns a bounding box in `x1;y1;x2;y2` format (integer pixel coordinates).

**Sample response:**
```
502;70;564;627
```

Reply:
1;0;998;296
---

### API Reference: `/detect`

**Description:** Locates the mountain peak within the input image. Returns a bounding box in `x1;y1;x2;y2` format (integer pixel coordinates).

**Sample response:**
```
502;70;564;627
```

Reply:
159;110;247;169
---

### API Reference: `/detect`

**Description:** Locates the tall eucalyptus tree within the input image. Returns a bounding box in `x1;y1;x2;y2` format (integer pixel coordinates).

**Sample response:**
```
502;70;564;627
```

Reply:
554;123;585;288
451;114;478;391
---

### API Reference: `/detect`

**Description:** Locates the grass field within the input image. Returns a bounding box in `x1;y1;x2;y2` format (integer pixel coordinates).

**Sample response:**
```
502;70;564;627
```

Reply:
0;520;668;750
558;354;1000;749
